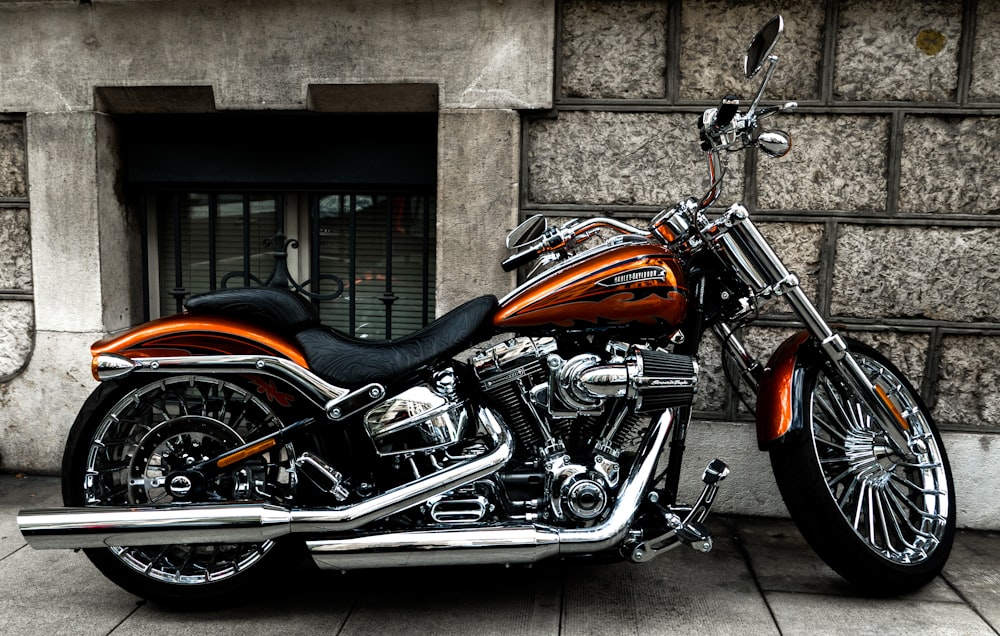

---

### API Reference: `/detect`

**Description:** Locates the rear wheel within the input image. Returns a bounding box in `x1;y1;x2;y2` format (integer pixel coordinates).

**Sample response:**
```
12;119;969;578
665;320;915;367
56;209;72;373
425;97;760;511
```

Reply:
769;339;955;594
62;375;304;603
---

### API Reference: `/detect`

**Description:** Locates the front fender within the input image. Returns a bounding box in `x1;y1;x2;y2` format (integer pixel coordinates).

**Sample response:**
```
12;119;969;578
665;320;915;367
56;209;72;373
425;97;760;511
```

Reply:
91;314;308;373
754;330;814;449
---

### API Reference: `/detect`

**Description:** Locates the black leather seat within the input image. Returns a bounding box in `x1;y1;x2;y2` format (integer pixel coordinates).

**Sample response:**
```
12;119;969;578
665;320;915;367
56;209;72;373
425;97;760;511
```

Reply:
185;287;321;337
296;295;498;386
185;287;498;387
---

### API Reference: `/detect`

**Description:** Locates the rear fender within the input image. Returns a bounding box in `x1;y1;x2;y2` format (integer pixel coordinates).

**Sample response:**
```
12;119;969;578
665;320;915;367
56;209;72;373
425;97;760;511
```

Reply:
754;331;815;449
91;314;308;372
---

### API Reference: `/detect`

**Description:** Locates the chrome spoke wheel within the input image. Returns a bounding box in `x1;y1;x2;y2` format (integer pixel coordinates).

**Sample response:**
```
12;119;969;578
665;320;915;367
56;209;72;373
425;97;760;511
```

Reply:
80;375;298;587
810;354;950;566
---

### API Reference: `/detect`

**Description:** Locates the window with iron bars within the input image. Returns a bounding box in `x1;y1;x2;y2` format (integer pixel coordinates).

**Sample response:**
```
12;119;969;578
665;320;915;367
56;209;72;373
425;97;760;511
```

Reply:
144;189;436;340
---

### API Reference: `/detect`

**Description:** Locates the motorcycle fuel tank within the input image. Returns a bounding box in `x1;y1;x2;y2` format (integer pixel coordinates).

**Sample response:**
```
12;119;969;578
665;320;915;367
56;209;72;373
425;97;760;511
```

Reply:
494;243;688;332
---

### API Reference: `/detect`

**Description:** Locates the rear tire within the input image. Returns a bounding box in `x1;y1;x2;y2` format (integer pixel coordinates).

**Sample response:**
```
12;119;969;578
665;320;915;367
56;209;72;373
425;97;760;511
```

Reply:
62;375;306;604
769;339;955;595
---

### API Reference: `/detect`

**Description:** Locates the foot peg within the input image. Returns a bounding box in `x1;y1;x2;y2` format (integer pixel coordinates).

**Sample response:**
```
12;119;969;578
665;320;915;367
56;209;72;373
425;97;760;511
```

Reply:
675;519;712;553
629;459;729;563
703;458;730;485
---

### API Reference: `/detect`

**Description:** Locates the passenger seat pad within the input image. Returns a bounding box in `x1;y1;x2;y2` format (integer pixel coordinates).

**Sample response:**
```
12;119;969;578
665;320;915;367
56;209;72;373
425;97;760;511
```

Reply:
185;287;321;336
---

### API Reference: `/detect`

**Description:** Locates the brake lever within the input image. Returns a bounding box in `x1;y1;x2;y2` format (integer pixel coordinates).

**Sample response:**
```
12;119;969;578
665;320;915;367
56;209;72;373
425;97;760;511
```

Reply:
574;229;601;245
751;101;798;120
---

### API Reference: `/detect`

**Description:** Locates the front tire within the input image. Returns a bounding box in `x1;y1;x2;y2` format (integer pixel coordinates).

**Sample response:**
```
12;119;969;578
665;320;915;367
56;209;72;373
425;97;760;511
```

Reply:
769;339;955;594
62;375;305;604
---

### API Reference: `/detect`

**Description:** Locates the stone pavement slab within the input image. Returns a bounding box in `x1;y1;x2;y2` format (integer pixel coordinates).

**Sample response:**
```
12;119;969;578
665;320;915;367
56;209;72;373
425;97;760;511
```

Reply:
0;472;61;560
944;528;1000;628
561;517;777;636
2;474;999;636
0;545;139;636
765;591;996;636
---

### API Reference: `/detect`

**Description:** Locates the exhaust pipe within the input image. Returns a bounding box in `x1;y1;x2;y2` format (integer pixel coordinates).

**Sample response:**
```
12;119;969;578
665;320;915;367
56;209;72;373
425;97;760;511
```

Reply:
307;410;673;570
18;408;511;550
20;408;673;567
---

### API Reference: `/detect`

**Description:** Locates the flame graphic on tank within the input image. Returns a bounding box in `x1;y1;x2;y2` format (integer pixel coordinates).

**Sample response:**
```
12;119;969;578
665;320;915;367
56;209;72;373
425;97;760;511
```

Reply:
494;244;689;332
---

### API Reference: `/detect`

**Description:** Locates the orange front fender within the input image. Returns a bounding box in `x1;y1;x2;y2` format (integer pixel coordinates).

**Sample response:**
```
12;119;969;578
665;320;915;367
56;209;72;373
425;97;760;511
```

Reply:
754;330;812;448
91;314;308;376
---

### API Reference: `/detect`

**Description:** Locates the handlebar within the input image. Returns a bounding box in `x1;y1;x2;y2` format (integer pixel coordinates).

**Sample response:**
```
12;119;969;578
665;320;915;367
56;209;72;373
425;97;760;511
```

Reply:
714;94;740;129
501;247;541;272
501;218;650;270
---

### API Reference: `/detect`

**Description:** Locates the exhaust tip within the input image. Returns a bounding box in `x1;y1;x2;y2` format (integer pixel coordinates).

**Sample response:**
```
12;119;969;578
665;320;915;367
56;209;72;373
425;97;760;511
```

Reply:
18;504;291;550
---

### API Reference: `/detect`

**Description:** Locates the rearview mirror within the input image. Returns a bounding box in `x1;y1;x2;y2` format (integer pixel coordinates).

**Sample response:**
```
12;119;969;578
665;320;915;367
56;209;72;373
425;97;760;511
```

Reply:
744;16;784;79
757;129;791;158
506;214;547;249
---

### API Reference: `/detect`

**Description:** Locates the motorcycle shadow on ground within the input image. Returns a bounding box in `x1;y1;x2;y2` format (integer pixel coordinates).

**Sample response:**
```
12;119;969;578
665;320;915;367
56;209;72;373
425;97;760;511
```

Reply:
130;516;909;634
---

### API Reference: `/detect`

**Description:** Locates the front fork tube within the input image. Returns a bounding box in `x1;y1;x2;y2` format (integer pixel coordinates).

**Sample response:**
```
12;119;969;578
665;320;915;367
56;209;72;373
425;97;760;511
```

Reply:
782;284;914;459
711;206;913;457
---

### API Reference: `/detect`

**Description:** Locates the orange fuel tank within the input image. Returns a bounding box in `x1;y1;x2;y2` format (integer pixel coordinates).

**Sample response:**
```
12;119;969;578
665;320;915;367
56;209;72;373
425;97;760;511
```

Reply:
494;242;688;332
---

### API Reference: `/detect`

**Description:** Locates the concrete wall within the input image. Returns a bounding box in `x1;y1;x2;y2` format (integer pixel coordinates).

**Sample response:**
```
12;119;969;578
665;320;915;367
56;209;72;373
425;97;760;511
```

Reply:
532;0;1000;528
0;0;554;473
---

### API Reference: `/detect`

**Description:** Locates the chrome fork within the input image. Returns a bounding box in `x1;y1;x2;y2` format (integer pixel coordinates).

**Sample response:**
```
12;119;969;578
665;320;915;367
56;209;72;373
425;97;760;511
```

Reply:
707;204;915;459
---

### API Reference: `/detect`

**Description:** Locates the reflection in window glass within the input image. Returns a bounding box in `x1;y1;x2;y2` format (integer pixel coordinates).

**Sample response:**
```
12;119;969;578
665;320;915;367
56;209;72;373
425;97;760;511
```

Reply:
315;193;435;339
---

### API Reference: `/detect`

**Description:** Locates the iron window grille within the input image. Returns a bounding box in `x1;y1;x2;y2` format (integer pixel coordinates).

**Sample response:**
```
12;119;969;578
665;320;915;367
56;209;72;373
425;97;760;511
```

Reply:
142;189;436;340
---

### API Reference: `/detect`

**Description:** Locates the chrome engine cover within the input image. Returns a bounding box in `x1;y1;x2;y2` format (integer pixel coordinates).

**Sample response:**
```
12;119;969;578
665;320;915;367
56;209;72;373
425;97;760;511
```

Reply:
363;374;468;457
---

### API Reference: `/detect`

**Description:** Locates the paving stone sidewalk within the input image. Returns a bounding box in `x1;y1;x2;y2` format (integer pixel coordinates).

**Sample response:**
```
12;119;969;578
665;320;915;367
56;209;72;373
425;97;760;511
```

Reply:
1;474;997;636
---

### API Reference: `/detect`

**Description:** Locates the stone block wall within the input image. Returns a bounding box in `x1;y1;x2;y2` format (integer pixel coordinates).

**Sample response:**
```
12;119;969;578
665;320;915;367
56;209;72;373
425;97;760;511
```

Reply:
0;117;32;386
527;0;1000;434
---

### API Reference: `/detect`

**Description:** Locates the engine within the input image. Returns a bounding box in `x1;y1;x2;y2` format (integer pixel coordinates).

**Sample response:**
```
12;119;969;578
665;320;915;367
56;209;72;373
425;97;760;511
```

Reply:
472;336;697;434
471;336;698;523
329;337;696;529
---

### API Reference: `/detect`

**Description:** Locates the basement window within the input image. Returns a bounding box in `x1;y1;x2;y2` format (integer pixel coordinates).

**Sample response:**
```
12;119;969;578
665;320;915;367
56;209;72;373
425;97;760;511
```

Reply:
122;113;437;340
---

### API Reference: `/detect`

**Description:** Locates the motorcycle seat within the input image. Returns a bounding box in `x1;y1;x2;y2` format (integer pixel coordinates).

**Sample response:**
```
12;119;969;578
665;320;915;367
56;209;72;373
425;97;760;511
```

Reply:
184;287;321;337
295;295;498;387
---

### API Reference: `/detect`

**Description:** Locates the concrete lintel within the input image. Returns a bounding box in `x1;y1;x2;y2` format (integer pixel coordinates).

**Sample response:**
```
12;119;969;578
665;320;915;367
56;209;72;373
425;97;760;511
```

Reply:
94;85;216;115
307;83;438;113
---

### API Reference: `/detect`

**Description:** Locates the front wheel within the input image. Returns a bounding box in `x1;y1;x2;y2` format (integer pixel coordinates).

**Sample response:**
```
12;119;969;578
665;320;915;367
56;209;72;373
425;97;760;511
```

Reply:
62;374;306;604
769;339;955;594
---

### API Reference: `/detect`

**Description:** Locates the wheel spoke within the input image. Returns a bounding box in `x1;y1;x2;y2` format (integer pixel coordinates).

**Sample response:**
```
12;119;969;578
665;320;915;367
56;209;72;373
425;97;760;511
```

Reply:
836;470;862;510
884;484;938;540
814;397;852;440
851;481;867;531
889;471;945;497
816;437;849;453
886;479;947;525
143;546;171;575
873;487;913;555
816;383;863;436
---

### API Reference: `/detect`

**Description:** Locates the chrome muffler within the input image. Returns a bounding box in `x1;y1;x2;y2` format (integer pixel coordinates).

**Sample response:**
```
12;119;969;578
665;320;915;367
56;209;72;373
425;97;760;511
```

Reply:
18;408;511;550
20;409;672;569
307;410;673;570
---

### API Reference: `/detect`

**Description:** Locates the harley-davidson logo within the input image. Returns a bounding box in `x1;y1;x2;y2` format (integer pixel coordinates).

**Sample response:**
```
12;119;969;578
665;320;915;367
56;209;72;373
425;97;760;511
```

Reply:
597;267;667;287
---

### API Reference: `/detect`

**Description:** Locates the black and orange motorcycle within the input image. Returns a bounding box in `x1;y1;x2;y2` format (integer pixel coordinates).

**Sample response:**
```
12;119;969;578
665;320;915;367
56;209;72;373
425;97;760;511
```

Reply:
18;16;954;603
